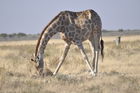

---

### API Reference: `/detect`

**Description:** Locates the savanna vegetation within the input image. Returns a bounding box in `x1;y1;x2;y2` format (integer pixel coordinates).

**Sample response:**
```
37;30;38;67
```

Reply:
0;35;140;93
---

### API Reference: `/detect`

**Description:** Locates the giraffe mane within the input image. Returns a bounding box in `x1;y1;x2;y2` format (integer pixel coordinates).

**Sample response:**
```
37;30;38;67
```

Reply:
35;12;63;57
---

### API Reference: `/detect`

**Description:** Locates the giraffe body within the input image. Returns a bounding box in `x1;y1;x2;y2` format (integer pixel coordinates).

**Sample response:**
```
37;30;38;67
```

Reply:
60;10;101;45
31;9;104;76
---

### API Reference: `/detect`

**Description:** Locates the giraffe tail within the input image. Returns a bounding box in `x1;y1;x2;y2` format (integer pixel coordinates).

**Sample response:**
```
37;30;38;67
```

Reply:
100;39;104;62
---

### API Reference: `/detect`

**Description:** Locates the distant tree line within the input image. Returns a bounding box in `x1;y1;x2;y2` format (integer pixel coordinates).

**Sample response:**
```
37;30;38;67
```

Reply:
102;29;124;32
0;33;27;38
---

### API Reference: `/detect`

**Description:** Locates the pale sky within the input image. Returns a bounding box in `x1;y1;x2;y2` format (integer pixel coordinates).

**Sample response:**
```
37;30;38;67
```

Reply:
0;0;140;34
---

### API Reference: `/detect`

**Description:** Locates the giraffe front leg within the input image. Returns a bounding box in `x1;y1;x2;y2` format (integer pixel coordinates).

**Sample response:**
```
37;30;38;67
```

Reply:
77;43;96;76
53;43;71;75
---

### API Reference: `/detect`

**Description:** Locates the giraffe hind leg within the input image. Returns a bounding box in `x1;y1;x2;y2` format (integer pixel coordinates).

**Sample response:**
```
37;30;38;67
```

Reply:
89;36;100;75
77;43;96;76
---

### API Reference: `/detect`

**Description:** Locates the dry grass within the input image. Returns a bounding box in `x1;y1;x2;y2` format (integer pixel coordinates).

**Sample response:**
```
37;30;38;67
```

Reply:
0;36;140;93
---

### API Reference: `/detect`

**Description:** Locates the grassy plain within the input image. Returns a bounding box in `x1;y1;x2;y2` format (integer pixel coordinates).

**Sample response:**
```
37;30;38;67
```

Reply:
0;35;140;93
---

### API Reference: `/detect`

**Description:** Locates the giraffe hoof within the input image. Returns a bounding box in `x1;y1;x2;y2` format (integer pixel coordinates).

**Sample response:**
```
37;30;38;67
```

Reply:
42;69;53;77
53;71;57;76
53;73;56;76
93;70;97;74
42;72;53;77
90;71;96;77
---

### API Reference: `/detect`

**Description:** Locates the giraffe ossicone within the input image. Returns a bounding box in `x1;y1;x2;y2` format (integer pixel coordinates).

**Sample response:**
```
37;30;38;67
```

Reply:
31;9;104;77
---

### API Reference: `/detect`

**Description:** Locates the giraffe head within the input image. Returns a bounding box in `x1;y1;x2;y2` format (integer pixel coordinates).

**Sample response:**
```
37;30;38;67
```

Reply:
31;55;40;72
31;56;53;76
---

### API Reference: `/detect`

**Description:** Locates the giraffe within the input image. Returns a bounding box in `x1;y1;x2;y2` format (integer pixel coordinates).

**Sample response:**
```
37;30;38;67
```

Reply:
31;9;104;76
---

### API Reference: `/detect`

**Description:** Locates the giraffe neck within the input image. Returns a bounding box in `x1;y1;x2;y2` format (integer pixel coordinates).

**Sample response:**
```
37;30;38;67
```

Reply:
34;12;63;61
35;27;57;60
